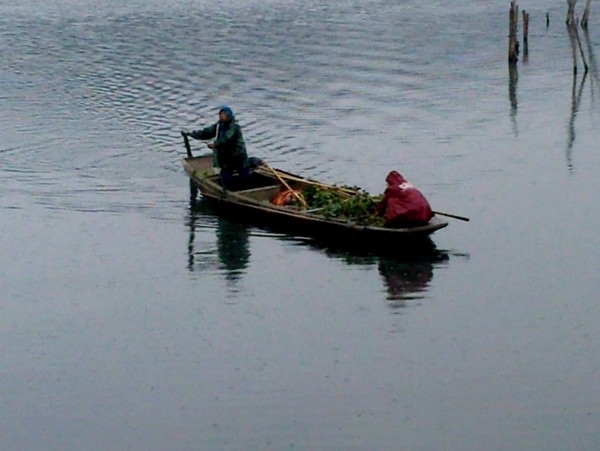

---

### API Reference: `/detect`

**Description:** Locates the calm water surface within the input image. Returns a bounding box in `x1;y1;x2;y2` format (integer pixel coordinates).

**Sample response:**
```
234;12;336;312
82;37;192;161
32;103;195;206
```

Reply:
1;0;600;449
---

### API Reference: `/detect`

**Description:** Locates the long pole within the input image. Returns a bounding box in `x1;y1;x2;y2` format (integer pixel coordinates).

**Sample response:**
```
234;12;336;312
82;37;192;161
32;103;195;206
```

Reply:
212;123;220;167
263;162;308;208
182;132;192;157
258;167;357;197
433;210;470;222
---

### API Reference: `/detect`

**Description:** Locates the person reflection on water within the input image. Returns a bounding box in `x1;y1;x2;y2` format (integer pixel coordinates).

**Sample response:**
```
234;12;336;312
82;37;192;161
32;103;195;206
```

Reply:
182;106;250;189
216;216;250;284
187;208;250;285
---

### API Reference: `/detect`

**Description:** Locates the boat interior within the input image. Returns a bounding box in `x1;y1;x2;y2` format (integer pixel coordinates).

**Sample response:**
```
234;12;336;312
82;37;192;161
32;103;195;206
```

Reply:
212;172;288;202
186;155;305;203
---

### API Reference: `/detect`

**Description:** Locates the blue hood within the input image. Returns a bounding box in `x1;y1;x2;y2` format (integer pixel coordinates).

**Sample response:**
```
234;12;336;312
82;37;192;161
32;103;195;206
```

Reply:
219;106;234;121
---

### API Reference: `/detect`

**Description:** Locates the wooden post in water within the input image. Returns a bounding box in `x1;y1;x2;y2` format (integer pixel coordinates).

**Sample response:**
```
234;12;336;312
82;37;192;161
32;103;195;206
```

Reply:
508;0;519;132
508;61;519;135
568;21;579;74
566;0;578;26
574;25;590;72
582;26;599;75
508;1;519;63
565;0;589;74
582;0;591;29
522;10;530;57
547;12;550;27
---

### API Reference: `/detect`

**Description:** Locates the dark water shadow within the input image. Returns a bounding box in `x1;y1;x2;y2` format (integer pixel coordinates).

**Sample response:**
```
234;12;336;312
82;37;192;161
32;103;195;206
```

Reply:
187;199;458;309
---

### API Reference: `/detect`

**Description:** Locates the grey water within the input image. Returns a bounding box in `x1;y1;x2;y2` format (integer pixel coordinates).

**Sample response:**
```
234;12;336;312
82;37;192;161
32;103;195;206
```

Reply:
1;0;599;449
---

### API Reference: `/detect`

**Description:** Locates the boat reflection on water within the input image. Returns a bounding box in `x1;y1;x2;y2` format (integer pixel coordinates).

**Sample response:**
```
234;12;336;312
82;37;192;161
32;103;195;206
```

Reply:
299;238;449;308
187;202;250;285
186;200;451;306
378;257;436;308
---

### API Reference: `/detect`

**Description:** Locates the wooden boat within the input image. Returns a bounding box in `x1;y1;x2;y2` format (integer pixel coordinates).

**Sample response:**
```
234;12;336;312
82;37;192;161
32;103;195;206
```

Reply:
181;153;448;244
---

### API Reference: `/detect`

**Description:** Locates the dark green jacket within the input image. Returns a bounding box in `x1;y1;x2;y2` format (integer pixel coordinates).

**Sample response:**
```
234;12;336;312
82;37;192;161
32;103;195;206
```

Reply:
190;119;249;170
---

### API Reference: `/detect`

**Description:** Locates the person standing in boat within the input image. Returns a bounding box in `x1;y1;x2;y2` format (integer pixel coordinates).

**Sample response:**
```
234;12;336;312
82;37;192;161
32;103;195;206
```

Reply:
376;170;433;227
183;106;250;188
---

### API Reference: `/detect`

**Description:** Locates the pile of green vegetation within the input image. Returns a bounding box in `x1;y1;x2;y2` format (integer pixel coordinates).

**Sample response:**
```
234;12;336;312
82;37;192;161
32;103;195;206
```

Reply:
302;185;385;226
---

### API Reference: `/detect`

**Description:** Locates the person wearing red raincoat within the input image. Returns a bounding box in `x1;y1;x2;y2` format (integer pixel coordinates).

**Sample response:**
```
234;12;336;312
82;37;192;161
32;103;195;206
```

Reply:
376;170;434;227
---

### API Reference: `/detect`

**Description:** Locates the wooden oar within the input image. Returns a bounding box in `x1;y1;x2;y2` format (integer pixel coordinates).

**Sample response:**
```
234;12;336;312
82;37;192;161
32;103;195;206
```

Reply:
263;162;308;209
433;210;470;222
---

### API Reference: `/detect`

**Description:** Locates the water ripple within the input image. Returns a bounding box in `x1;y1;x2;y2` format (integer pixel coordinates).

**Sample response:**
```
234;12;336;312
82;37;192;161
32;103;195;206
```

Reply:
2;0;596;216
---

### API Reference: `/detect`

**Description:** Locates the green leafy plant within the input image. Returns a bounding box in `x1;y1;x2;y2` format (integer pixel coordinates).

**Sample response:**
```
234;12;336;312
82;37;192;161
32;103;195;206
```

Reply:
303;185;385;226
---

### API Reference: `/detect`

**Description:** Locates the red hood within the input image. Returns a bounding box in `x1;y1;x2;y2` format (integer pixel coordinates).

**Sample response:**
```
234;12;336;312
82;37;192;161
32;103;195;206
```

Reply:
378;170;433;225
386;170;406;185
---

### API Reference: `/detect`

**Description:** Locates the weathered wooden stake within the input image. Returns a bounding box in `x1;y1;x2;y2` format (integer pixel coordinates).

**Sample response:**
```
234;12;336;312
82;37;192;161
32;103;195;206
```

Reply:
574;25;590;72
522;10;530;56
509;1;519;63
582;27;599;77
566;0;578;26
581;0;591;29
547;12;550;27
568;24;579;74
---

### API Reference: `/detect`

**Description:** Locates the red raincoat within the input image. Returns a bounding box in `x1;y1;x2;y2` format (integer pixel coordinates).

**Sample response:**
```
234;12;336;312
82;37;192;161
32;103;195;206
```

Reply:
376;171;433;227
